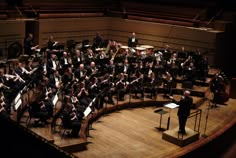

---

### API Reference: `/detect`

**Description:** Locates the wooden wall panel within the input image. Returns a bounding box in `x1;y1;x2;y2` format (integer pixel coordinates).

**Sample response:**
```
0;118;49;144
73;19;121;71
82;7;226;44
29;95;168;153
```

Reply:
38;17;109;47
108;18;220;53
0;20;25;57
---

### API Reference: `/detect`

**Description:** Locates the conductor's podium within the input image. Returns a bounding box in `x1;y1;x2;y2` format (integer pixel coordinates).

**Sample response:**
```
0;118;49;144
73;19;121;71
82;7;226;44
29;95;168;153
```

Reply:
162;127;200;147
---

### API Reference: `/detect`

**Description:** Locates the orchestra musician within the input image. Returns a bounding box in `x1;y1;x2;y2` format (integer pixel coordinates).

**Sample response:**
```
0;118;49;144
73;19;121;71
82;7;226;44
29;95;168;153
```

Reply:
115;73;128;101
72;49;84;69
74;63;88;81
93;32;103;49
163;71;173;97
128;32;138;48
88;77;104;110
76;81;92;107
61;100;82;138
24;33;38;57
210;73;229;105
48;69;62;93
47;35;58;51
59;52;71;74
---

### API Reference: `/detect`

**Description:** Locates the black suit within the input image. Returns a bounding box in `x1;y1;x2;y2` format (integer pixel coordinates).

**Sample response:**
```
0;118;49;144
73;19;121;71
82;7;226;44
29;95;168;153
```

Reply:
174;95;193;134
128;37;138;48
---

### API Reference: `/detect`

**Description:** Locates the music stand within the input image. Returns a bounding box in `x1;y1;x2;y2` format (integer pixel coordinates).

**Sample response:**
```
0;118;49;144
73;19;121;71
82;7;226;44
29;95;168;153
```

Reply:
164;102;179;130
154;109;168;131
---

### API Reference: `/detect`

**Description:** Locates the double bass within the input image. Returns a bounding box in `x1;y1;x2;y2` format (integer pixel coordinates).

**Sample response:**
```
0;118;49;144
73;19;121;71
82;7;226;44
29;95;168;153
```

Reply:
210;74;229;104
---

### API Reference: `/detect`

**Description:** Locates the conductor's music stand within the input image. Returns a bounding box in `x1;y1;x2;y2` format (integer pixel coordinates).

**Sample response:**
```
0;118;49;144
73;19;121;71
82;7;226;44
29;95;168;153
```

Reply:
154;108;168;131
164;103;179;130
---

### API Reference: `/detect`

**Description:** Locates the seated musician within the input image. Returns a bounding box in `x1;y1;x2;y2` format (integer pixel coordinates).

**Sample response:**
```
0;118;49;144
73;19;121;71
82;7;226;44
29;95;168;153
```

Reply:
87;61;99;78
127;73;144;99
61;101;82;138
48;69;62;94
76;81;92;107
47;54;59;76
88;77;104;110
14;61;37;85
145;72;158;99
62;67;74;90
100;73;115;105
115;73;128;101
29;100;51;126
183;62;196;83
59;51;71;75
74;63;88;81
84;48;94;65
163;71;173;97
72;49;84;69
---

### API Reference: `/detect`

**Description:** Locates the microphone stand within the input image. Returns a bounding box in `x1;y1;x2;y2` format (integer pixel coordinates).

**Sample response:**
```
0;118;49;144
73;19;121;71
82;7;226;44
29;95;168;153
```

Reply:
202;100;211;138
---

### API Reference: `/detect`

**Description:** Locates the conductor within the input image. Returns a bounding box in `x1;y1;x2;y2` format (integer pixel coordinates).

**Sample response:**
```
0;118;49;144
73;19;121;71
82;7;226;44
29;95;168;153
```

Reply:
170;90;193;134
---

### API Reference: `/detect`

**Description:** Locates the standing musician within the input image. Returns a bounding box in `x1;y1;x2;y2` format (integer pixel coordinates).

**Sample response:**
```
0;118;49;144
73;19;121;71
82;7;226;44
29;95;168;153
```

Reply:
93;32;103;49
210;73;229;104
128;32;138;48
24;33;38;57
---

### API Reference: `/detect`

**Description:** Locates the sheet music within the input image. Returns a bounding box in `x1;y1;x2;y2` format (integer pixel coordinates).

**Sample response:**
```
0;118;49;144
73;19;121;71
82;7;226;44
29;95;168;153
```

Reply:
52;94;58;107
13;92;21;104
164;103;179;109
14;99;22;111
83;106;92;117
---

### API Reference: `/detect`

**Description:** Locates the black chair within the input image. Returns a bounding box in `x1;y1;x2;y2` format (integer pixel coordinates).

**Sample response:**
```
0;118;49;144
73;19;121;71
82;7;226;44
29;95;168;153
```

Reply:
59;116;73;139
